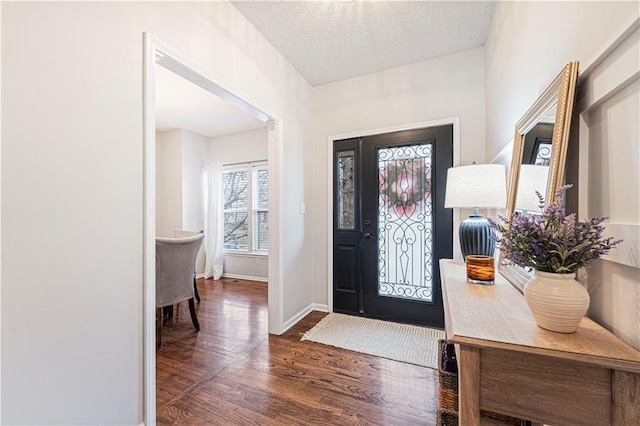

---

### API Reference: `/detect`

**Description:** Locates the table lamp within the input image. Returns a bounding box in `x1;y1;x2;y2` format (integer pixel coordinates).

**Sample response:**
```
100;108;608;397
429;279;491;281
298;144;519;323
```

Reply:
444;163;507;259
515;164;549;213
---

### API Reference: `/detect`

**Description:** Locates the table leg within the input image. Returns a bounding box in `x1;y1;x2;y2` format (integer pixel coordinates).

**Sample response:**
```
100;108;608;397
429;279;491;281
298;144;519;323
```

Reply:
613;370;640;425
459;345;481;425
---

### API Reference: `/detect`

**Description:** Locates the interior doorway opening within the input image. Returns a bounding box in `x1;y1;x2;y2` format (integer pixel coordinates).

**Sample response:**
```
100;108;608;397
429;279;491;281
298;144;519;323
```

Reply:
143;33;284;424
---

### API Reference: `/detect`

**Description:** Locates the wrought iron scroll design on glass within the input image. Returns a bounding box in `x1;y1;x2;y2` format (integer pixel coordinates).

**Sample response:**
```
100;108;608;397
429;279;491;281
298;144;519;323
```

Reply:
534;142;552;166
377;143;433;302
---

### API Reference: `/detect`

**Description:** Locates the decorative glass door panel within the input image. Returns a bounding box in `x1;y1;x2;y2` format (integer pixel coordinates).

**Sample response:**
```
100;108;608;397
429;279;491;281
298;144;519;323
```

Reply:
377;144;433;302
338;150;355;230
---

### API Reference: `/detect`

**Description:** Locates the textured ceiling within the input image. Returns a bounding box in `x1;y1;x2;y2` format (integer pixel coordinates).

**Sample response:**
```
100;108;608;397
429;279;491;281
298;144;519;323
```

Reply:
231;0;495;86
155;65;266;138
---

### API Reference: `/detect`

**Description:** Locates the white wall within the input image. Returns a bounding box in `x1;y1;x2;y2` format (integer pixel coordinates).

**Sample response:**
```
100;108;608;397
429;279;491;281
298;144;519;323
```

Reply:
0;3;4;421
223;254;268;282
156;129;207;274
1;2;311;424
309;47;486;306
484;1;639;158
181;129;208;274
209;127;268;165
181;129;208;232
485;2;640;350
577;27;640;350
156;129;183;238
210;127;269;281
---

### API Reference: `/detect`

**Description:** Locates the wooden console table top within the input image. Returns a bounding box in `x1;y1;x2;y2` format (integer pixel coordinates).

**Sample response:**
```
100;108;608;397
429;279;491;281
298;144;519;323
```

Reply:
440;259;640;373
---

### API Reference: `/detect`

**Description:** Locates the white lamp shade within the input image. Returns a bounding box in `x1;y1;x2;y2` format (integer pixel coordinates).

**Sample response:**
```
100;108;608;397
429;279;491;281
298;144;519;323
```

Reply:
515;164;549;212
444;164;507;209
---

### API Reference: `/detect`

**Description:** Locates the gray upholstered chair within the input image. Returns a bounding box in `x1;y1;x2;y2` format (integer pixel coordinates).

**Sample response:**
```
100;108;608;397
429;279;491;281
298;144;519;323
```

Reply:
155;233;204;348
174;229;204;302
173;229;203;238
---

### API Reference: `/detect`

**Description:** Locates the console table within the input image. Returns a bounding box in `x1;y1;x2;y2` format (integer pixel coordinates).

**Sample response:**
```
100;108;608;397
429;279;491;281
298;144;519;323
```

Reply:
440;259;640;425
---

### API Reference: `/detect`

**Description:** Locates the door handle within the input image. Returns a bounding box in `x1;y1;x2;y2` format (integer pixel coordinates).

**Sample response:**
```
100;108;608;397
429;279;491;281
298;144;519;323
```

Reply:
362;232;374;239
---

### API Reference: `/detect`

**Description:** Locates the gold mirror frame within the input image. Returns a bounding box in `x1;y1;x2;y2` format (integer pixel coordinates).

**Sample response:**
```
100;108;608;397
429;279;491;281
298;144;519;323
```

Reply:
499;62;579;291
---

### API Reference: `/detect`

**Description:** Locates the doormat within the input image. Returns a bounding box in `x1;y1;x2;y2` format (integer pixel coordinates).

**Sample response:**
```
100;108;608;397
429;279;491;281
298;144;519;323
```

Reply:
301;313;445;369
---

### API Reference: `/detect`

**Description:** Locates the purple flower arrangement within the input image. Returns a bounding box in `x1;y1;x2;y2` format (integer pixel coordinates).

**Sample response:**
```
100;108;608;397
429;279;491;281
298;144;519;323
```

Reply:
490;185;622;273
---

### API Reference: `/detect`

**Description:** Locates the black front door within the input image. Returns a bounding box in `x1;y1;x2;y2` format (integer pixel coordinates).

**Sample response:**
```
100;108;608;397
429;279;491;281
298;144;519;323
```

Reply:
333;126;453;327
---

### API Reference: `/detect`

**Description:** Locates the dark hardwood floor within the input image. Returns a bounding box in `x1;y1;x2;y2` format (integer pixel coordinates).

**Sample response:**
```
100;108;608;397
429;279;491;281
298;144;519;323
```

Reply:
156;277;439;425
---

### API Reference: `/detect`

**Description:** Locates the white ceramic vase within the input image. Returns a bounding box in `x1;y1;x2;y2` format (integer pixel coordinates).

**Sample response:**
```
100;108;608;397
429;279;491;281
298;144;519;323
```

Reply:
524;271;590;333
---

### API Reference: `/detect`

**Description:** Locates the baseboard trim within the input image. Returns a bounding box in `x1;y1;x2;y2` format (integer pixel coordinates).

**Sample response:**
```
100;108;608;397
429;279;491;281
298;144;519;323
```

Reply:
221;273;268;283
310;303;329;313
282;303;330;333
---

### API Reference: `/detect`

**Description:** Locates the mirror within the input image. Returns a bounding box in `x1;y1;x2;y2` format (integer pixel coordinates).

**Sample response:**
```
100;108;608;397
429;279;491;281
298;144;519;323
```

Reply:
499;62;579;291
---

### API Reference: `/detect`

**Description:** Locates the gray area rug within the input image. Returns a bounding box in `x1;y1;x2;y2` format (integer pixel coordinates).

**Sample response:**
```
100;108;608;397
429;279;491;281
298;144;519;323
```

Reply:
301;313;445;369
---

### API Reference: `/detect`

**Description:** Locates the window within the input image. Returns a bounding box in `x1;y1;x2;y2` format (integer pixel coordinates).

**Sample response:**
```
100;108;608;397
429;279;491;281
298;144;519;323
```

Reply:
223;162;268;253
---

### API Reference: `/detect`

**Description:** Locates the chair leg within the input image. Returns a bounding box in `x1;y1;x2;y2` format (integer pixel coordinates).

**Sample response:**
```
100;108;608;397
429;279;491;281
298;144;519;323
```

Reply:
194;276;201;303
163;305;174;320
188;297;200;331
156;307;163;349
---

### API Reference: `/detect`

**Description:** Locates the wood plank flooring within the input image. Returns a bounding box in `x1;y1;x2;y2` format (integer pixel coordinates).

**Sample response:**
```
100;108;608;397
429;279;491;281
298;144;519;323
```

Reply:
156;277;440;425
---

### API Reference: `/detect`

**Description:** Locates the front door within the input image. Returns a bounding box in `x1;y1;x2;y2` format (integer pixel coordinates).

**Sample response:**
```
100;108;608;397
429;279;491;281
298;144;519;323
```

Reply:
333;126;453;327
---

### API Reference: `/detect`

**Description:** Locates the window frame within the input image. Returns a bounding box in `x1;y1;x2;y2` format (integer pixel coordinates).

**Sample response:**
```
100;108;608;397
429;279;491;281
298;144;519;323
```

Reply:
252;164;269;254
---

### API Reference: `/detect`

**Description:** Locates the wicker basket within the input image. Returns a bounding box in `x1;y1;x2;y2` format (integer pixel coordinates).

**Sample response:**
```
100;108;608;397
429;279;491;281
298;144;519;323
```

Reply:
437;340;521;425
437;408;459;426
437;340;458;412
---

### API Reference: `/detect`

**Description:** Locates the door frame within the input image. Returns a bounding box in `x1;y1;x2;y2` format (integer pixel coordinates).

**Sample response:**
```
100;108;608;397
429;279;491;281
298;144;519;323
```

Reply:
143;33;284;424
326;118;461;313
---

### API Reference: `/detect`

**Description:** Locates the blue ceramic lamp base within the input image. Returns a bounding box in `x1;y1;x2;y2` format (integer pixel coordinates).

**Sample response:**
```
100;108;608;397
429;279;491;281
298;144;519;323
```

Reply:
459;213;496;285
459;213;496;259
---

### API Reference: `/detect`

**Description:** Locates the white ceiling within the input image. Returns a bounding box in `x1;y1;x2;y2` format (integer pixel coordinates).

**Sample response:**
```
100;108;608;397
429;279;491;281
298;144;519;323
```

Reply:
231;0;495;86
155;65;266;138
